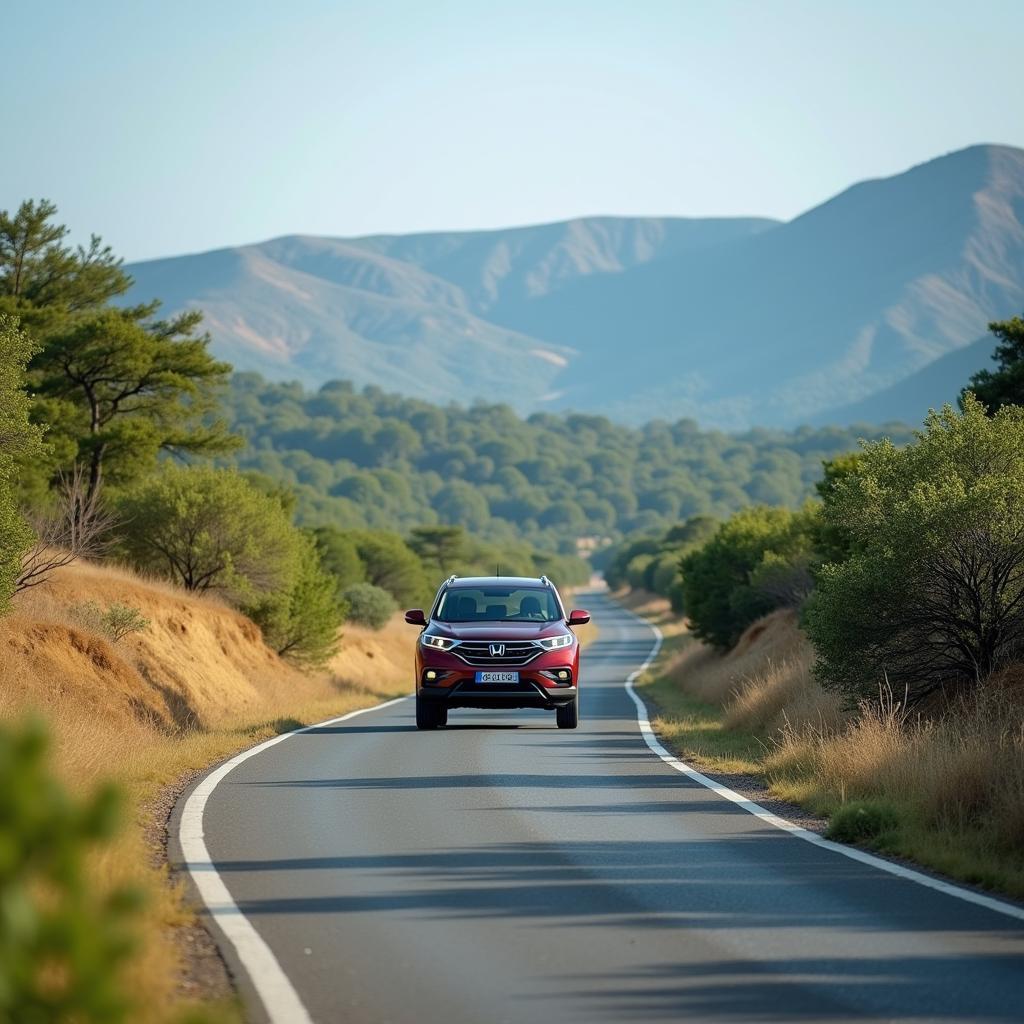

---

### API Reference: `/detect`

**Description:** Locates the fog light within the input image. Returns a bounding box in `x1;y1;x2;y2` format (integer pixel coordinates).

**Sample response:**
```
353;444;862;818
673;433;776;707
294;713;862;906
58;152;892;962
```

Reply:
426;670;437;681
558;670;571;681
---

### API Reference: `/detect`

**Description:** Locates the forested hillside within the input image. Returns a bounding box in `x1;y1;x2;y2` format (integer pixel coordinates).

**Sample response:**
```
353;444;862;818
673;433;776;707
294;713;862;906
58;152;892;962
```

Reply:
221;372;915;550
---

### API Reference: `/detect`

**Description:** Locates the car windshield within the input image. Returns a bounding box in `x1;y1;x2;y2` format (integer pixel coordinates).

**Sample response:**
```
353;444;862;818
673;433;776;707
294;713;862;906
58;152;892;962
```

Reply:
435;587;560;623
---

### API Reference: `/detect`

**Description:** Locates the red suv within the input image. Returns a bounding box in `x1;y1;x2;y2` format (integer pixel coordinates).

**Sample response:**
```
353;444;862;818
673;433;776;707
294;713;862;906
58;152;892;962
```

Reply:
405;575;590;731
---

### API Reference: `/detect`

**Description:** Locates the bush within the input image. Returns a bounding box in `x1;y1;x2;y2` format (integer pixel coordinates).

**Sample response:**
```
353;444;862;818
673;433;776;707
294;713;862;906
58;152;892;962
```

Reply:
603;536;659;591
68;601;149;643
116;465;298;601
118;467;347;665
349;530;431;606
341;582;397;630
826;800;902;845
804;397;1024;705
248;533;345;666
680;505;816;649
648;551;682;596
312;525;366;594
0;719;140;1022
624;553;654;590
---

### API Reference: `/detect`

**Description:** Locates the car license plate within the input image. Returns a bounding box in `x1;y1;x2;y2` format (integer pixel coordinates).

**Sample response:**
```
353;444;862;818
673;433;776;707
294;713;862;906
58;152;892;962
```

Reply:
475;671;519;684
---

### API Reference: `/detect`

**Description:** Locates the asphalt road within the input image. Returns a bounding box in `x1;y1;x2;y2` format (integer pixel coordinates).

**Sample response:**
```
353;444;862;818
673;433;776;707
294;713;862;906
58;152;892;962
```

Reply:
182;590;1024;1023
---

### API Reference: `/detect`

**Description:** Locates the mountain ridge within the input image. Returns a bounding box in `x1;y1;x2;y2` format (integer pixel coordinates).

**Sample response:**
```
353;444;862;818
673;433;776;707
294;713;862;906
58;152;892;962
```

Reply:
124;144;1024;427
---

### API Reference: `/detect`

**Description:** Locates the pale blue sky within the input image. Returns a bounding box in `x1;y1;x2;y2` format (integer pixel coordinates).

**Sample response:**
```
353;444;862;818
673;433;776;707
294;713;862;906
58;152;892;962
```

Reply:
3;0;1022;261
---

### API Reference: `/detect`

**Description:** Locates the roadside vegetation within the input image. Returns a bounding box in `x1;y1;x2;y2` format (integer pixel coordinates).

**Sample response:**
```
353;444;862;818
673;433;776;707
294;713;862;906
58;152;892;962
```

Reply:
0;198;587;1021
612;321;1024;898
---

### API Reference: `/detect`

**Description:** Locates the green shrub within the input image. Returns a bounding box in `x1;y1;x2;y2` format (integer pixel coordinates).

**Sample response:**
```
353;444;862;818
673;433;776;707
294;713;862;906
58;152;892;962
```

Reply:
116;465;298;601
313;525;366;594
250;533;345;667
826;800;902;845
68;601;150;643
624;553;654;590
0;718;140;1022
349;530;431;606
341;582;397;630
642;551;673;595
680;505;816;649
804;397;1024;704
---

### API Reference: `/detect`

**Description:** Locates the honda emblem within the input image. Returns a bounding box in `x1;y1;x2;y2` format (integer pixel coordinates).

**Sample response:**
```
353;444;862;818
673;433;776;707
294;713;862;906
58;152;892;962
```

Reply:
489;643;505;657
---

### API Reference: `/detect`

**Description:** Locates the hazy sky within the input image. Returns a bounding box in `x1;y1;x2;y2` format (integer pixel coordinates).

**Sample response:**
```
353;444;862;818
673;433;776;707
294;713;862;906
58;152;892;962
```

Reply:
4;0;1022;261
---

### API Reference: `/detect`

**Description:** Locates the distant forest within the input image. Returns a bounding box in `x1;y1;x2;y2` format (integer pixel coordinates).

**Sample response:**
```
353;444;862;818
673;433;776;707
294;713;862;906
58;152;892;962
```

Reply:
222;373;915;553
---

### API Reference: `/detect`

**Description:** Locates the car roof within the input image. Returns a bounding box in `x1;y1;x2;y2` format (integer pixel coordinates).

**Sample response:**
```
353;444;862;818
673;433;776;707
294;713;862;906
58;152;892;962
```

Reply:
446;576;547;588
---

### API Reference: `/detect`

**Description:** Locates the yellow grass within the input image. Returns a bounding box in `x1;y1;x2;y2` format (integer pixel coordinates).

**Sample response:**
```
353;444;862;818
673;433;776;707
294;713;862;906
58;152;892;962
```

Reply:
1;561;413;1022
633;603;1024;898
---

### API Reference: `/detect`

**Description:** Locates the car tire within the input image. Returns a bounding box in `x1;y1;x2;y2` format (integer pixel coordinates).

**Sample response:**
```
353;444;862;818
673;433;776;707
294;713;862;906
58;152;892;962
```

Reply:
416;695;442;730
555;699;578;729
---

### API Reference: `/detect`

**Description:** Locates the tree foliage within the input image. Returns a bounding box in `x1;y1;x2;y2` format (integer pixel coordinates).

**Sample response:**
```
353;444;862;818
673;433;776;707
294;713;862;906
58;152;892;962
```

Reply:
341;582;398;630
408;525;467;575
0;719;140;1022
0;199;130;333
32;307;238;500
804;397;1024;703
0;315;46;612
221;372;914;550
348;530;434;606
0;199;238;502
963;314;1024;413
251;533;344;666
115;466;298;599
117;467;348;666
680;505;817;649
313;526;366;593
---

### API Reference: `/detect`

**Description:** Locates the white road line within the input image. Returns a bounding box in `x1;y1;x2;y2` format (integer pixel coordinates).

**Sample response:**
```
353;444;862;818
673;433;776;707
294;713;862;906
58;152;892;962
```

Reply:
613;599;1024;925
178;696;410;1024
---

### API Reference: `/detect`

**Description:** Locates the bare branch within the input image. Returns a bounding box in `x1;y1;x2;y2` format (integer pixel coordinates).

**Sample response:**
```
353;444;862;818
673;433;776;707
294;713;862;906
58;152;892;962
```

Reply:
16;465;119;592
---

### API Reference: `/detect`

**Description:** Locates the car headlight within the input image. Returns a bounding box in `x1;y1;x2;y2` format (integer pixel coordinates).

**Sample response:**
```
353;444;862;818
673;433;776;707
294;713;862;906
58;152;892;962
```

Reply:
537;633;574;651
421;634;458;651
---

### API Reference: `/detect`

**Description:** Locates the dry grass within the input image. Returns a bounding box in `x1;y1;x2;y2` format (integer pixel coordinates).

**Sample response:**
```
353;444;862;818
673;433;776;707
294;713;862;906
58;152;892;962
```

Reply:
634;603;1024;898
767;690;1024;853
0;559;413;1022
659;609;843;734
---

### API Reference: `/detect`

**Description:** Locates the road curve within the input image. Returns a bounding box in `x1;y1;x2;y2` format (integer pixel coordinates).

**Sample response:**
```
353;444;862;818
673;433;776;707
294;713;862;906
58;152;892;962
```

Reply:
176;591;1024;1023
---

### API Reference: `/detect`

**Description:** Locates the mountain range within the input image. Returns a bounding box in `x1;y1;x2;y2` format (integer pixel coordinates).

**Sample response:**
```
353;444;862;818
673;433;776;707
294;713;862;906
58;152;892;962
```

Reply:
124;144;1024;428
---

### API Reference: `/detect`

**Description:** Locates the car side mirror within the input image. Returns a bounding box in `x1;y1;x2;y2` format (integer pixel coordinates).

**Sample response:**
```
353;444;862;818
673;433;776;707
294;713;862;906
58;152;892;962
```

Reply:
568;609;591;626
404;609;427;626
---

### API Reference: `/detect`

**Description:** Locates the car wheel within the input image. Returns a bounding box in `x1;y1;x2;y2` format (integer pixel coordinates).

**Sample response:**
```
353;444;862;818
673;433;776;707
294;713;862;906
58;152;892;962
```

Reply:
555;699;578;729
416;695;442;730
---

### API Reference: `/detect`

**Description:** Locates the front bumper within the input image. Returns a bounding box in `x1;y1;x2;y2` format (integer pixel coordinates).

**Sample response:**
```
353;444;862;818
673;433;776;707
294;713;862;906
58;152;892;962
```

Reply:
419;678;578;710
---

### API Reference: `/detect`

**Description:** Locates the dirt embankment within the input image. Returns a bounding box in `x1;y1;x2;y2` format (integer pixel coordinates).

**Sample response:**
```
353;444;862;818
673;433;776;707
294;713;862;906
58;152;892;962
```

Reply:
0;559;413;1021
2;560;411;738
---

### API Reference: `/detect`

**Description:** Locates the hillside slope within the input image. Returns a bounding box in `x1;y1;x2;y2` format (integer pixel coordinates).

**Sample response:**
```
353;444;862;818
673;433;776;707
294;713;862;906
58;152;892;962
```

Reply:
123;217;776;410
522;145;1024;426
123;145;1024;427
818;334;995;424
0;560;410;736
0;558;412;1021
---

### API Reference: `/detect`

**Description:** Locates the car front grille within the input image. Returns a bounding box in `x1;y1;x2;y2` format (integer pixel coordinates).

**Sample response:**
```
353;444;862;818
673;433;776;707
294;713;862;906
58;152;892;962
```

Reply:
452;641;543;667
